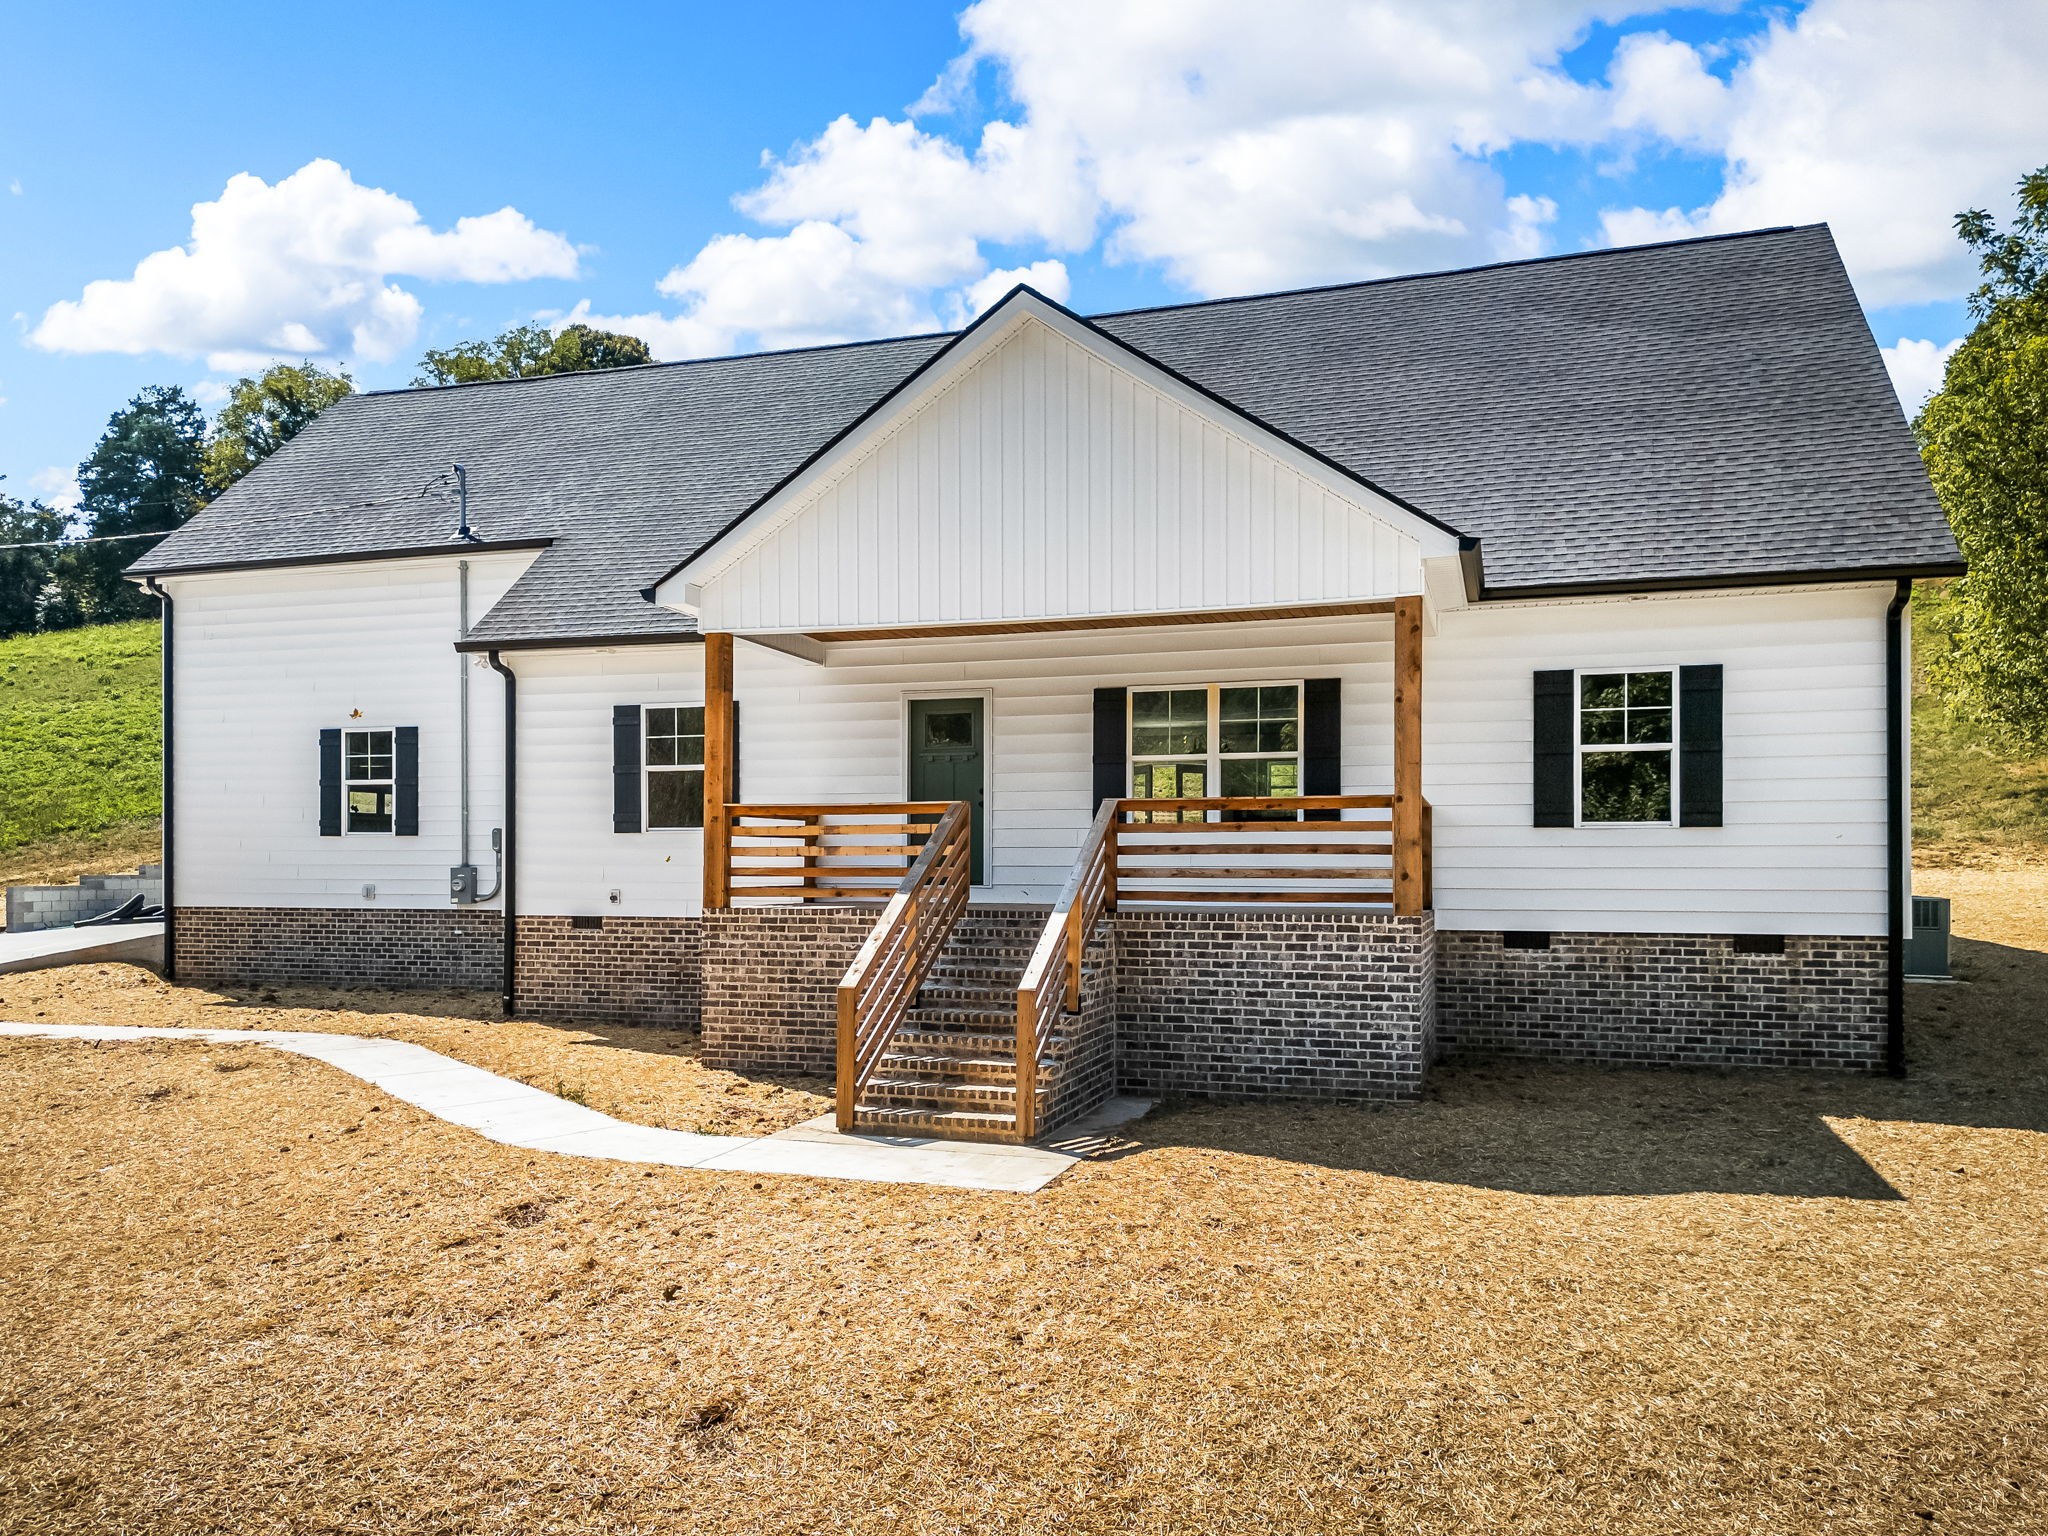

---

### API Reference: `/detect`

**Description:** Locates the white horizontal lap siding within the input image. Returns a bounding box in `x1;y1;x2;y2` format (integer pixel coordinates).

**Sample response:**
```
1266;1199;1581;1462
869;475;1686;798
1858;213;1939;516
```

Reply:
700;317;1424;633
515;647;708;918
1427;585;1893;936
166;551;537;909
731;618;1397;903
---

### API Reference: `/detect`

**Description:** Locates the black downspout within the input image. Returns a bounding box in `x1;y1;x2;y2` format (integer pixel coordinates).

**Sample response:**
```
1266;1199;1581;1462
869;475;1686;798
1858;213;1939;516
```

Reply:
486;650;517;1016
142;578;175;981
1886;579;1910;1078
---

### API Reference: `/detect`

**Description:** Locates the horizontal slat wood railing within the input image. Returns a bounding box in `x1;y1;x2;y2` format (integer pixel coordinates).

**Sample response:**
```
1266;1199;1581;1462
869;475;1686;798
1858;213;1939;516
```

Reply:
833;801;973;1131
1112;794;1423;911
723;802;952;904
1012;797;1119;1141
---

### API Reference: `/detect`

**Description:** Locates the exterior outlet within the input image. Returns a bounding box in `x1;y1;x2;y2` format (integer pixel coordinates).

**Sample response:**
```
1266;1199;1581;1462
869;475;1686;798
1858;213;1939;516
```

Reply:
361;884;377;901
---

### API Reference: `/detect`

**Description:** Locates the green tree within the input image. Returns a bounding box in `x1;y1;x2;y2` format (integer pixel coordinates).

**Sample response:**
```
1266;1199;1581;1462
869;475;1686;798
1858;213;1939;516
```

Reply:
45;385;208;628
202;361;354;493
414;321;654;386
0;486;68;639
1920;164;2048;748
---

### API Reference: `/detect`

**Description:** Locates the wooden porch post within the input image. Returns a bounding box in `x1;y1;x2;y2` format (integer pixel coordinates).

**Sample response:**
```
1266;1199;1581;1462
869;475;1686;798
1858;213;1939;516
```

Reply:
1392;596;1425;917
702;631;734;911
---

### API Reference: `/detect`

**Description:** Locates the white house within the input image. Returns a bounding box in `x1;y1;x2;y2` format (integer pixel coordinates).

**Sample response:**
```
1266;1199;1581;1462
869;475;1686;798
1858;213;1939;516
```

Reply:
131;225;1960;1143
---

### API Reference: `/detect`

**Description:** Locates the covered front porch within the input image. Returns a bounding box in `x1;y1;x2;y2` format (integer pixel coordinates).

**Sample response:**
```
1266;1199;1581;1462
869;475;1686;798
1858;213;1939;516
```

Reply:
688;595;1437;1144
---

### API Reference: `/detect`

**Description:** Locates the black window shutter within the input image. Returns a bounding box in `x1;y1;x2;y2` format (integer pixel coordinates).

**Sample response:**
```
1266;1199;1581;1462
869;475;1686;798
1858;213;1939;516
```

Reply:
318;728;342;837
728;701;739;807
394;726;420;836
1302;678;1341;820
1679;664;1724;828
1532;670;1575;827
1091;687;1127;809
613;704;642;833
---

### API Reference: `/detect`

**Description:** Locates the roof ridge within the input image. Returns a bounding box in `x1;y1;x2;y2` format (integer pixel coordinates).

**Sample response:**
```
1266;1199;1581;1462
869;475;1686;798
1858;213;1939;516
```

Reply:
356;224;1816;402
1087;225;1814;322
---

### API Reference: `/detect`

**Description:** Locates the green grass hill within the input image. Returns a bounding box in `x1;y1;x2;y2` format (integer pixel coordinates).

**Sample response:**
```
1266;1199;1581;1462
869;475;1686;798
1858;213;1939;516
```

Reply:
0;619;162;887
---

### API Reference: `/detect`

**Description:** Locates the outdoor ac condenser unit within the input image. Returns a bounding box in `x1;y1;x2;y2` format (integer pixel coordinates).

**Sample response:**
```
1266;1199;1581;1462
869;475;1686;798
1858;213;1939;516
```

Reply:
1905;894;1952;981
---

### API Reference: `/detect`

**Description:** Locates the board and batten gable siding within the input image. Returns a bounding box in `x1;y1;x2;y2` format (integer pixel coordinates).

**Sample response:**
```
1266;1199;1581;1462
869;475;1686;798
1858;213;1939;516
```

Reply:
687;314;1434;634
1427;583;1894;935
163;550;538;909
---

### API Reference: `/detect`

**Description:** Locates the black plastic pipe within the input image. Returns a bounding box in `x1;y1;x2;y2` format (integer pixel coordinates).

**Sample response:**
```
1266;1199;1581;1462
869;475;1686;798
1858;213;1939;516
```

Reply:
485;650;517;1014
1886;579;1910;1078
142;577;175;980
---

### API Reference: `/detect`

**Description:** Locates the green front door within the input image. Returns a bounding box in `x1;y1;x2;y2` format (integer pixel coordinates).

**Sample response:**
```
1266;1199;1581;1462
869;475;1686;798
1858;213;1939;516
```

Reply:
908;697;986;885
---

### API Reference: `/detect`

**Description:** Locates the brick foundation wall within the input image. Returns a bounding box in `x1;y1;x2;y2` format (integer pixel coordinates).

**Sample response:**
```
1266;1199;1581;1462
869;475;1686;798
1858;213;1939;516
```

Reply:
176;905;502;991
1113;909;1437;1103
698;907;876;1074
1042;926;1119;1133
515;915;702;1027
1436;931;1887;1070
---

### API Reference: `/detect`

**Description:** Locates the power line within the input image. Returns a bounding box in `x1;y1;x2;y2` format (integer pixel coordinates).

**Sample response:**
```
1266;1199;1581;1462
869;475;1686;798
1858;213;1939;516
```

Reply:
0;528;179;552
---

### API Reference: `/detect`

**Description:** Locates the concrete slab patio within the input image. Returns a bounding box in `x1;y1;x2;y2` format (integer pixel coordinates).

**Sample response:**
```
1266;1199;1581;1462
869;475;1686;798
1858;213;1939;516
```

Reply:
0;921;164;977
0;1020;1149;1193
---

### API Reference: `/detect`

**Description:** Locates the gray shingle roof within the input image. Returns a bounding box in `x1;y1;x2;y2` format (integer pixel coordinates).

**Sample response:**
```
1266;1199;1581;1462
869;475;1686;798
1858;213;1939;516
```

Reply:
133;224;1957;644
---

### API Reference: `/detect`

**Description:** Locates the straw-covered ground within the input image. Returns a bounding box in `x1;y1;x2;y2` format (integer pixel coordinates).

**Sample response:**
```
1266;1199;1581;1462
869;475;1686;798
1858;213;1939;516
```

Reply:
0;966;830;1136
3;887;2047;1534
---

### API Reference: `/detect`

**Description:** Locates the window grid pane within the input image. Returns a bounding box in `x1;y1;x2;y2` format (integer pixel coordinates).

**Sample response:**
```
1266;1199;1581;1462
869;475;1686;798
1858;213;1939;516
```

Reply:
1576;669;1677;822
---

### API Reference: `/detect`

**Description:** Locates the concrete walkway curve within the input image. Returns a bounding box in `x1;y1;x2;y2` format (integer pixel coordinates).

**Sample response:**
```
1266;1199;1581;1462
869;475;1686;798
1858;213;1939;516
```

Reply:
0;1022;1149;1194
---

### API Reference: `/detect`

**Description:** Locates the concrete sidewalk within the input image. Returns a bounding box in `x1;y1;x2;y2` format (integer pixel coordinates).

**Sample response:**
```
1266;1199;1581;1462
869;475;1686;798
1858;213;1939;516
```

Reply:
0;1020;1149;1193
0;922;164;977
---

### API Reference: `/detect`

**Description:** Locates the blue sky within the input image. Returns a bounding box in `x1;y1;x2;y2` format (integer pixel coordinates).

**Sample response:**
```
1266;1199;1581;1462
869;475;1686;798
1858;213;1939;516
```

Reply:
4;0;2042;517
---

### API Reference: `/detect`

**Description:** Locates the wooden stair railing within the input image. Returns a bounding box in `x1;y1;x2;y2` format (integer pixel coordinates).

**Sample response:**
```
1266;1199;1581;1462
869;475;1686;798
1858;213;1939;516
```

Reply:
724;803;949;904
834;800;973;1131
1013;798;1119;1141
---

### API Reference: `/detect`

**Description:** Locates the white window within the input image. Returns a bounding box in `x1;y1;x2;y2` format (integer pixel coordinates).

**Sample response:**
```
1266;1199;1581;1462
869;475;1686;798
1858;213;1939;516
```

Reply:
645;706;705;829
1576;669;1675;825
1129;684;1301;821
343;729;395;834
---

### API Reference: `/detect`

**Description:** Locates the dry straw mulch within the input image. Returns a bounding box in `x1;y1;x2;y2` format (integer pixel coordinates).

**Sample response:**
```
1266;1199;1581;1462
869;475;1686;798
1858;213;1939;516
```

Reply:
0;964;830;1136
4;902;2048;1532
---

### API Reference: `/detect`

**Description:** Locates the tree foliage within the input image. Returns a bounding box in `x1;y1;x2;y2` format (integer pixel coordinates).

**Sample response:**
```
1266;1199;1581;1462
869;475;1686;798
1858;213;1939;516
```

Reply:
1920;165;2048;749
414;321;654;386
0;486;68;639
44;386;208;629
202;361;354;493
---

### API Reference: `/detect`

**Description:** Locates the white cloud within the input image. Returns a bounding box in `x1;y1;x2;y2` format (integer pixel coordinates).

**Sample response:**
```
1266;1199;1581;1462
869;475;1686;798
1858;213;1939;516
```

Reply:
28;467;80;514
1881;336;1961;412
584;0;2048;360
1599;0;2048;305
955;260;1072;324
1606;32;1731;147
30;159;579;370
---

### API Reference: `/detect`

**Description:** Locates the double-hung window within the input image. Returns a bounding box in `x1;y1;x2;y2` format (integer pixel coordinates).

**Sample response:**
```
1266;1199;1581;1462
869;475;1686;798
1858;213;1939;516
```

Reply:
1129;684;1301;820
1577;669;1675;824
343;729;395;834
644;706;706;829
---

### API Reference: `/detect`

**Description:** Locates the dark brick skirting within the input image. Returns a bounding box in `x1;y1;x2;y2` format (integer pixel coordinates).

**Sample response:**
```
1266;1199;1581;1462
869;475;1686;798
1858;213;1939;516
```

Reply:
698;907;877;1074
1113;909;1437;1103
177;905;502;992
1435;930;1886;1070
1042;925;1119;1132
515;915;703;1027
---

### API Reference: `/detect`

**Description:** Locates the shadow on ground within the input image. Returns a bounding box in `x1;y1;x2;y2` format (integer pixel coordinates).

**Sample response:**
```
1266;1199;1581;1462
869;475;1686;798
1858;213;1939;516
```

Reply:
1122;938;2048;1200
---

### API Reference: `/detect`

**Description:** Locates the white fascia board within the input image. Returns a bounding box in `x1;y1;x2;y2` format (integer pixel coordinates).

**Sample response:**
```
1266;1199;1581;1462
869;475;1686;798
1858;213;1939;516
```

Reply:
652;289;1461;614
